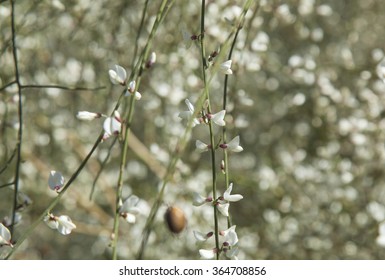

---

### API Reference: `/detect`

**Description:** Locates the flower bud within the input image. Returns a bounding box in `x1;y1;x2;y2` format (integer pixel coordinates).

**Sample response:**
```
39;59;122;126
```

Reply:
165;206;187;234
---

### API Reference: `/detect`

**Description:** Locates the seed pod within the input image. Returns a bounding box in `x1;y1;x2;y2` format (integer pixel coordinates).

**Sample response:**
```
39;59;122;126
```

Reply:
165;206;187;234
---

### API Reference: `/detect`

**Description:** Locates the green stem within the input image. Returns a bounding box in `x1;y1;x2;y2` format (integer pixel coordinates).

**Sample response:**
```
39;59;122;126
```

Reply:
5;134;103;260
10;0;22;237
111;0;175;259
199;0;220;260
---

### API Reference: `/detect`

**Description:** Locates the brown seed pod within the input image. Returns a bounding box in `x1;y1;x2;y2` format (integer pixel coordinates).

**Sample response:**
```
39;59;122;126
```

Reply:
165;206;187;234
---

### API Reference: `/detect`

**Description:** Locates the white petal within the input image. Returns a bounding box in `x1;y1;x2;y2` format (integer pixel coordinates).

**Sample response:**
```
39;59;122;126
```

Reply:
223;225;238;246
185;99;195;113
379;221;385;235
149;52;156;64
212;110;226;126
108;70;120;84
178;111;193;120
0;223;12;246
376;235;385;247
224;184;243;202
48;170;64;191
220;60;233;75
57;215;76;235
134;91;142;100
227;136;243;152
128;80;136;92
192;192;207;206
195;140;208;152
217;202;229;217
193;230;209;242
125;213;136;223
43;215;58;230
76;111;100;121
103;115;121;136
109;65;127;85
199;249;215;259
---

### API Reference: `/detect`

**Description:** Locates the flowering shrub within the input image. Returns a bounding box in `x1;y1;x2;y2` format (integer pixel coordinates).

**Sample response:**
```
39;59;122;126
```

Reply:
2;0;385;260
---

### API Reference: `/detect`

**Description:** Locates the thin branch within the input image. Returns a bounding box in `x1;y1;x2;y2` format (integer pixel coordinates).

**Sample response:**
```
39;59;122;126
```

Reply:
10;0;23;237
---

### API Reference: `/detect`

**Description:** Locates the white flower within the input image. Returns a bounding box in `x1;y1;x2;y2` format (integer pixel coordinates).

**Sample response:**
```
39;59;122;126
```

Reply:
109;64;127;85
103;110;122;139
217;202;229;217
57;215;77;235
146;52;157;68
223;183;243;202
192;192;212;206
221;225;239;246
120;195;141;223
220;136;243;152
76;111;102;121
193;230;212;242
199;249;216;259
44;214;76;235
195;140;209;152
178;99;200;127
376;221;385;247
125;80;142;100
48;170;65;192
0;223;12;247
220;60;233;75
210;110;226;126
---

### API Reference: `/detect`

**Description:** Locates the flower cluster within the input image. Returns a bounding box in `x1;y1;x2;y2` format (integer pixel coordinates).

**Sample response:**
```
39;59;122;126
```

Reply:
192;183;243;259
75;63;151;141
177;66;244;258
109;64;142;100
195;225;239;259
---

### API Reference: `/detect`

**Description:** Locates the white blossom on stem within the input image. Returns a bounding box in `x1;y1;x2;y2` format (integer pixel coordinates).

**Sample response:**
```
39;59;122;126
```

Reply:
220;60;233;75
103;110;122;139
178;99;201;127
195;140;210;152
146;52;157;68
223;183;243;202
125;80;142;100
44;214;76;235
208;110;226;126
220;136;243;152
0;223;12;247
48;170;65;192
119;195;141;223
192;192;212;206
76;111;102;121
109;64;127;85
193;230;213;242
220;225;239;246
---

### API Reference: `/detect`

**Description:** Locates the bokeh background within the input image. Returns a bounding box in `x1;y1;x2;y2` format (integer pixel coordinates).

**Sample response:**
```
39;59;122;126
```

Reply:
2;0;385;259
